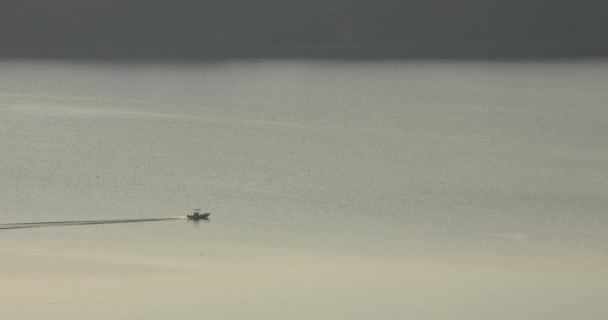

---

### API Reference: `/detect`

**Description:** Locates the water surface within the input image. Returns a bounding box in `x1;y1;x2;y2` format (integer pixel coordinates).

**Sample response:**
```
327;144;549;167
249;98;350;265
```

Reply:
1;60;607;319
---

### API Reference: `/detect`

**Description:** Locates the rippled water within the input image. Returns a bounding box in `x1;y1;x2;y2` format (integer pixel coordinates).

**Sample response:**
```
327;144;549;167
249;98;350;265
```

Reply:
1;60;607;319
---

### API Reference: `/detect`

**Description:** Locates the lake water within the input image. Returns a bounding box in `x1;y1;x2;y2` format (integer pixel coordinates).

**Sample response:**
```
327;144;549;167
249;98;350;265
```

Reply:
1;60;607;319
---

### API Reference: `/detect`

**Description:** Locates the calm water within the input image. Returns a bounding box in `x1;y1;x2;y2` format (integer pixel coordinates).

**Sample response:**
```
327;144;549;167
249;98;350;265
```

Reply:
1;60;607;319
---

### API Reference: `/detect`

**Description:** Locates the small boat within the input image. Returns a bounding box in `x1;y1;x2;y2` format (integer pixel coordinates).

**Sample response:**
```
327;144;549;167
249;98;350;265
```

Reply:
187;209;210;220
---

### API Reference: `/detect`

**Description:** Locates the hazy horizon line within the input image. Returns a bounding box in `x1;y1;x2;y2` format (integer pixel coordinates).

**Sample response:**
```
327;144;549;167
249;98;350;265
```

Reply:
3;42;607;61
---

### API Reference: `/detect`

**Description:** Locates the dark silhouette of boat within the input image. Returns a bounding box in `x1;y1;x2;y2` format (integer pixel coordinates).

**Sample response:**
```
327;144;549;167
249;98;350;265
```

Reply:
187;209;210;220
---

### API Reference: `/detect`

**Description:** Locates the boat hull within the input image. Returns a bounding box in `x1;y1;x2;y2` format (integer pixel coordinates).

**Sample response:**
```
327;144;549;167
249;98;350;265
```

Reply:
187;213;210;220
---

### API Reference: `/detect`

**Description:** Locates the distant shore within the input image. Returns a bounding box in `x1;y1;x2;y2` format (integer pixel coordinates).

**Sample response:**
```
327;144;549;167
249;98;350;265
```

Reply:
2;43;607;61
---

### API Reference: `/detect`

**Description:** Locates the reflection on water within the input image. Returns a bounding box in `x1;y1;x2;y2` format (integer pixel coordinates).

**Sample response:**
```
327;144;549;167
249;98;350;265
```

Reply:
2;231;607;320
188;218;210;227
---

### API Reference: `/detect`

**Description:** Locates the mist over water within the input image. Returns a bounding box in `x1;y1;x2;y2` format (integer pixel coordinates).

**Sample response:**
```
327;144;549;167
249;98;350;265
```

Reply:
1;60;607;319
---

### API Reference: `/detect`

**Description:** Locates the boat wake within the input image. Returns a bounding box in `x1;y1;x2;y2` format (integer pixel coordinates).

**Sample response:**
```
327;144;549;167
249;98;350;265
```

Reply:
0;216;185;230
